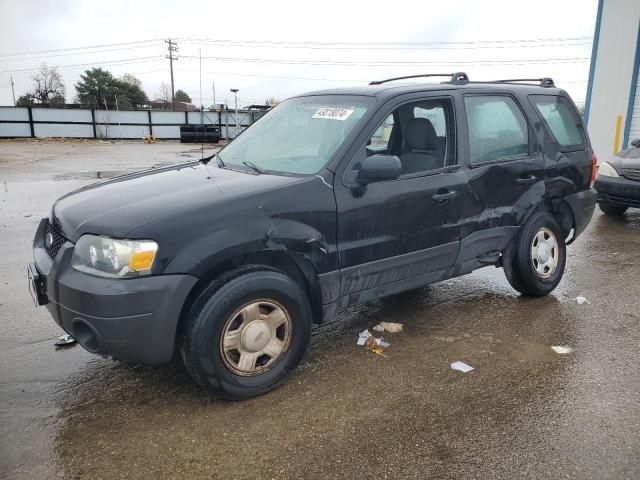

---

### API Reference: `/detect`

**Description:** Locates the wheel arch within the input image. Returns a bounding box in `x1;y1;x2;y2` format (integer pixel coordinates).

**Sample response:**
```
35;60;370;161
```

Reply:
176;249;325;346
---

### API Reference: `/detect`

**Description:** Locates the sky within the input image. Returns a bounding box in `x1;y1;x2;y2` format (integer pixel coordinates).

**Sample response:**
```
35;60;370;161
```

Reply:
0;0;598;108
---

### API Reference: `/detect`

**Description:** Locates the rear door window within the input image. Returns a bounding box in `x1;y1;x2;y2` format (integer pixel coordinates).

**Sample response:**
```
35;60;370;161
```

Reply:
530;95;586;150
464;95;529;164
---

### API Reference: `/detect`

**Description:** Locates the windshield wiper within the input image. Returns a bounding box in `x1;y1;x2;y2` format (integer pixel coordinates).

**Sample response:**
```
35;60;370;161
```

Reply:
242;161;265;174
200;151;225;168
215;152;226;168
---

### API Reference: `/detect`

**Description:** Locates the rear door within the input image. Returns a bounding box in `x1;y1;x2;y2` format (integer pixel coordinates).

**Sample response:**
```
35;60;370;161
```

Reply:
457;93;545;259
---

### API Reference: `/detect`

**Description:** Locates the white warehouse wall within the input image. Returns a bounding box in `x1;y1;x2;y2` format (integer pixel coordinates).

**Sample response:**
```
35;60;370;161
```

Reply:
585;0;640;162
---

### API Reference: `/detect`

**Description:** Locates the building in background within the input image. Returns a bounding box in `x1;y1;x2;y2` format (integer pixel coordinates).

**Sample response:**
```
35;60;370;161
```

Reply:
149;99;196;111
584;0;640;161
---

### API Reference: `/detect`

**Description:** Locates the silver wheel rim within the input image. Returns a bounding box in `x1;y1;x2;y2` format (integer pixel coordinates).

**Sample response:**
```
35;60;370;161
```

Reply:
530;227;559;279
219;299;292;376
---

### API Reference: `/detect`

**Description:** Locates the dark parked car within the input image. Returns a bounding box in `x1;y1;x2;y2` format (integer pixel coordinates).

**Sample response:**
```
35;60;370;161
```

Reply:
28;73;596;399
594;138;640;215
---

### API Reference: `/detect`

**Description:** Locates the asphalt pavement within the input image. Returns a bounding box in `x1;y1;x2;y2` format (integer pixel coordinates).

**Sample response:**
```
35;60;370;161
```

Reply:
1;140;638;479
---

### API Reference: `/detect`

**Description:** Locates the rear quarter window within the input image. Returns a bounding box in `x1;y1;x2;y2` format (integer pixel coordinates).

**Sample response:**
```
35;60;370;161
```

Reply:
530;95;586;150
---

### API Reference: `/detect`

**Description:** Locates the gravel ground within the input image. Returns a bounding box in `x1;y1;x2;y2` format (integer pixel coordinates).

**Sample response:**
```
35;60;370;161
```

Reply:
0;139;639;479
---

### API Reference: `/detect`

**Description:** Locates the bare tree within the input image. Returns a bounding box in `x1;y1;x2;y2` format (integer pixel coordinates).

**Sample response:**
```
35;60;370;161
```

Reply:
30;64;66;105
121;73;142;88
265;97;280;106
157;81;171;105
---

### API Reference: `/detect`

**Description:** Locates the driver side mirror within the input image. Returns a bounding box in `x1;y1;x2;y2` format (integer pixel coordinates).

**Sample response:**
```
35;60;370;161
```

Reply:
358;154;402;184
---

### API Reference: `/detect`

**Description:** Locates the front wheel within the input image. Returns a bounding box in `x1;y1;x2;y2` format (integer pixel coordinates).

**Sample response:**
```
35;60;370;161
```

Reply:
180;267;312;399
598;202;628;216
503;211;566;297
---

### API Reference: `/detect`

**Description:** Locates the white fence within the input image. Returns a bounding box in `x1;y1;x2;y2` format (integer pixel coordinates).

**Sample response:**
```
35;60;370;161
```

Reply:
0;106;267;140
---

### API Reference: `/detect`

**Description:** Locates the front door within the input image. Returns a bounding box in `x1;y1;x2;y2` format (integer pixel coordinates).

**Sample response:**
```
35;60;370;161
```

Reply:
334;96;465;297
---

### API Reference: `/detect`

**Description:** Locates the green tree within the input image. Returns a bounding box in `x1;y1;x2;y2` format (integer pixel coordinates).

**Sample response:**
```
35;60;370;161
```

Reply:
75;68;148;109
174;89;191;103
49;94;66;106
116;74;148;108
16;94;34;107
75;68;117;108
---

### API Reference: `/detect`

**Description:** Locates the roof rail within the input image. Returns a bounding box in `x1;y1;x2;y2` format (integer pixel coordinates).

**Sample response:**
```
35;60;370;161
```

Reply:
369;72;469;86
489;77;555;88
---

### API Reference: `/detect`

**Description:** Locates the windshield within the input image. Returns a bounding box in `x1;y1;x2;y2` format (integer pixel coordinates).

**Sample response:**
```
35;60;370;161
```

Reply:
218;95;374;175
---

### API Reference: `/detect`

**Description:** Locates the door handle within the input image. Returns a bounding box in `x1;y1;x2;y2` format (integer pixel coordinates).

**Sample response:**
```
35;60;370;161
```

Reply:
432;190;459;203
516;175;537;185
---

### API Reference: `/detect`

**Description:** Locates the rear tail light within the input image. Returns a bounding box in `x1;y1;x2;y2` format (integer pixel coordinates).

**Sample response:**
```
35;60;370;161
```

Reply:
591;152;597;185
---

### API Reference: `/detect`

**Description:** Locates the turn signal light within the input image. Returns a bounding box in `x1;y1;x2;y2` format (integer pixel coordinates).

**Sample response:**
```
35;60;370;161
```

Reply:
129;250;156;272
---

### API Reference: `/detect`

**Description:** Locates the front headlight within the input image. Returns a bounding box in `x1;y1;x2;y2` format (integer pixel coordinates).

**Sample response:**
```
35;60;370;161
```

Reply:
597;162;619;178
71;235;158;278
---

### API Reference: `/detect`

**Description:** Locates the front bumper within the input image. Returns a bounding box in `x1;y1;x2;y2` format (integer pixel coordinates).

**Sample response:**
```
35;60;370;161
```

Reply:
594;175;640;208
31;218;198;364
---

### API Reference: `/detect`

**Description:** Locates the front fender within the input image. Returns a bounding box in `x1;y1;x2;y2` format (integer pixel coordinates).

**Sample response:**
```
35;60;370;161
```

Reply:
162;212;336;278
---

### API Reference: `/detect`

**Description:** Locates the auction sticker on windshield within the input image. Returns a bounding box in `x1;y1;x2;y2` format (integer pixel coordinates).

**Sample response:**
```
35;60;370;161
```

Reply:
313;107;354;121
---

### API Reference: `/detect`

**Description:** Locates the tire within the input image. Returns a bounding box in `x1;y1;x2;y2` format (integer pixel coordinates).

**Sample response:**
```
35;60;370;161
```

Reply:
598;202;628;216
502;211;566;297
180;266;312;399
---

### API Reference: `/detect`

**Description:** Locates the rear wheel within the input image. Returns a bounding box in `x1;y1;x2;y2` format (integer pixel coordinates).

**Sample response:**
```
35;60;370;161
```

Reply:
180;266;312;399
503;211;566;297
598;202;628;216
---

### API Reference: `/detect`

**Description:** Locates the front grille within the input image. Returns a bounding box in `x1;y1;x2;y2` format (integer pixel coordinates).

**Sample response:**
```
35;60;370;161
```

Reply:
622;168;640;182
43;220;67;260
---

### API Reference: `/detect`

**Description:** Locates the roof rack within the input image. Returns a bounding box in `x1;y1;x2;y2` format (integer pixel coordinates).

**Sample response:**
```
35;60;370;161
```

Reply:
369;72;469;86
488;77;555;87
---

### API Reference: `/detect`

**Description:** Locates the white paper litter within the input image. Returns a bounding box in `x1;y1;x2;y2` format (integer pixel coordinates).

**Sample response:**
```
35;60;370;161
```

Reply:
357;329;372;345
450;361;474;373
575;296;590;305
373;322;403;333
376;338;391;348
551;346;573;354
54;334;76;347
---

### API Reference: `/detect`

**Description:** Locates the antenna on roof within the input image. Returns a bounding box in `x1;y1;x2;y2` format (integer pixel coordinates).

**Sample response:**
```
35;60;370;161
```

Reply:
199;48;204;160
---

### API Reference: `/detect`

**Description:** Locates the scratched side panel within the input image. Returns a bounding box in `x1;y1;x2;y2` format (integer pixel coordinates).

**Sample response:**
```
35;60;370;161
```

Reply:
155;172;339;279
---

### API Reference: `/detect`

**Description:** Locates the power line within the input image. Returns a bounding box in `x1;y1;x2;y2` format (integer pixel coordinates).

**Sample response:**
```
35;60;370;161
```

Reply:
182;55;590;67
189;69;589;85
0;56;164;75
180;39;592;51
0;44;163;63
178;69;365;83
0;39;163;59
177;36;593;47
0;35;592;61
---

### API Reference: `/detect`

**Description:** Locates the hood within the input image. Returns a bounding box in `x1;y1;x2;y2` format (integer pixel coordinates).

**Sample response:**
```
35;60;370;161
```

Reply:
609;146;640;171
52;161;300;242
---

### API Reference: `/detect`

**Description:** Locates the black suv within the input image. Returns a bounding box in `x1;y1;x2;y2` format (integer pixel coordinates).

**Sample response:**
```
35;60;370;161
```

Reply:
28;73;596;399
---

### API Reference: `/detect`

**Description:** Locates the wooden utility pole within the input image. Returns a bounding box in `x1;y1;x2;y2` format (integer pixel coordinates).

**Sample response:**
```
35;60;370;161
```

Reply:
10;76;16;105
165;39;178;111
